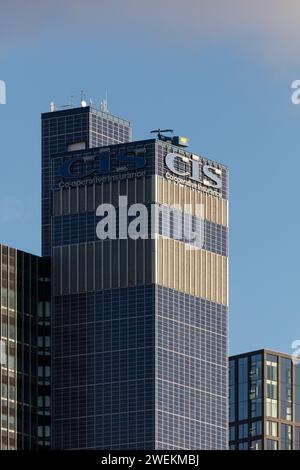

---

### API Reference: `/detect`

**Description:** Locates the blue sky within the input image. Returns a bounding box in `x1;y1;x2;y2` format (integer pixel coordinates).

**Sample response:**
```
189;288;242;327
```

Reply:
1;1;300;356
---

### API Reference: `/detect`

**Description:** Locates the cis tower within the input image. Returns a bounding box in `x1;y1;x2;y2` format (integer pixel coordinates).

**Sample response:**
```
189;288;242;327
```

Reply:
42;104;228;449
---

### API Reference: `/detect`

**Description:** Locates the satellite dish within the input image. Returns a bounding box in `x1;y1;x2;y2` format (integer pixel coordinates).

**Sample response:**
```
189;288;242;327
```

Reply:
81;100;87;107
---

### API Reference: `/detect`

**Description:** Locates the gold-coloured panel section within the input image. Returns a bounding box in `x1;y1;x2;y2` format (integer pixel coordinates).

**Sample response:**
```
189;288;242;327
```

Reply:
155;236;228;306
156;176;228;227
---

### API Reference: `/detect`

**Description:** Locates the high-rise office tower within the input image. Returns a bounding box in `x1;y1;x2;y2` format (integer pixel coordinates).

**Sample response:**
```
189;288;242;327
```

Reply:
229;349;300;450
47;115;228;449
0;244;50;449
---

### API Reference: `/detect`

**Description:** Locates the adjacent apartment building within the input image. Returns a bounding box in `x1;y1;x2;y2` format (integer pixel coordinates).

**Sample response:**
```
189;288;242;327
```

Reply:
229;349;300;450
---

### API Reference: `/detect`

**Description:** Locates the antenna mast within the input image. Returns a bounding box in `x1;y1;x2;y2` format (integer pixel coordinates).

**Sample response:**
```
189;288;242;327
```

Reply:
100;90;109;113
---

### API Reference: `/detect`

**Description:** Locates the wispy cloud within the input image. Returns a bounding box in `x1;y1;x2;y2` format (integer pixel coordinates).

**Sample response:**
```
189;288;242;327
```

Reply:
1;1;300;61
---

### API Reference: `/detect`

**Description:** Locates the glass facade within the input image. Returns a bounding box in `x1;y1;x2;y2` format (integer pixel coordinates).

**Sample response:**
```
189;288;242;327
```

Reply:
229;350;300;450
0;245;50;449
155;286;227;449
52;286;155;449
43;106;228;449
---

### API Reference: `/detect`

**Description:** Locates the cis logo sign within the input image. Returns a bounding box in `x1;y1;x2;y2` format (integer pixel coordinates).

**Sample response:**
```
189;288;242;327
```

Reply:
59;151;146;179
165;152;222;189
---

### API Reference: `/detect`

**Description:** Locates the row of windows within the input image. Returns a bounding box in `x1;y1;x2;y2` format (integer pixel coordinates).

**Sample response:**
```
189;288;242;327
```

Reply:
52;207;227;256
230;424;300;450
52;412;153;449
230;354;300;423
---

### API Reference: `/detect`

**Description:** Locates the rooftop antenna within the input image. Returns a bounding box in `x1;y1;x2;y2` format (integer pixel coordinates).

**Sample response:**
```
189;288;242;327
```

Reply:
150;128;174;140
100;90;109;112
50;101;56;112
80;90;87;108
61;94;74;110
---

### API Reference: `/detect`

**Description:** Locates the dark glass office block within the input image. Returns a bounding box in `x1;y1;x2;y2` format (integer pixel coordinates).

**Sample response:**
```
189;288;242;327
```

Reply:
0;245;50;449
43;107;228;449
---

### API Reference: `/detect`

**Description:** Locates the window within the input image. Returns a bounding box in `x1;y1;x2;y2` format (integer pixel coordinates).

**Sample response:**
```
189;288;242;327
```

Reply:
249;420;262;437
295;427;300;450
250;354;263;417
266;421;278;437
280;358;292;421
266;382;277;399
238;358;248;420
250;439;262;450
250;396;262;418
8;345;15;369
229;425;235;441
238;442;248;450
266;439;278;450
38;365;50;377
45;301;50;317
280;424;292;450
8;383;15;400
1;413;7;428
8;414;15;431
67;142;86;152
266;355;278;380
45;396;50;407
266;399;277;418
295;364;300;422
266;355;278;418
238;423;248;439
1;339;7;366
